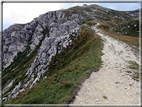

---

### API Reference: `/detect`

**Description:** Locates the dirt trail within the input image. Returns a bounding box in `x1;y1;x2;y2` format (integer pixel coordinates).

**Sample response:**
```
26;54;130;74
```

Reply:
72;24;140;105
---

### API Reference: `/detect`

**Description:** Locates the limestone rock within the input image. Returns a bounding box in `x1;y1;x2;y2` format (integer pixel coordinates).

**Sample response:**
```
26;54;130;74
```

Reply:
2;4;138;101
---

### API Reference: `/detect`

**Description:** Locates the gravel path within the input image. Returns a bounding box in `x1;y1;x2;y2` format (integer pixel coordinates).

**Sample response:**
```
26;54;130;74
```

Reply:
72;24;140;105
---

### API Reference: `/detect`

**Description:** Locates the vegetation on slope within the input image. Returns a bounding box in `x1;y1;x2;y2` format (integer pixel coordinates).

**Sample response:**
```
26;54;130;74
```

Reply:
5;25;103;104
3;4;138;104
113;20;139;37
97;20;140;82
2;28;49;97
98;20;139;47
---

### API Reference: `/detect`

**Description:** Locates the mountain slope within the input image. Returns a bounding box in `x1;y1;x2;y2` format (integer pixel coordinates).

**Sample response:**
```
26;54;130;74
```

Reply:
73;24;140;104
5;26;103;104
2;4;139;103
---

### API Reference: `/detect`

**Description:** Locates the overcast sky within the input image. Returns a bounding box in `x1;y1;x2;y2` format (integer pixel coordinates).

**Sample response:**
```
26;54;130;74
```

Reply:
2;2;140;30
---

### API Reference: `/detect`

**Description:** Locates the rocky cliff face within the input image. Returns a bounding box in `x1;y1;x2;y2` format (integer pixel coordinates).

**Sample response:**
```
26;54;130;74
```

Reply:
3;24;26;68
2;10;82;101
2;4;138;101
2;10;66;69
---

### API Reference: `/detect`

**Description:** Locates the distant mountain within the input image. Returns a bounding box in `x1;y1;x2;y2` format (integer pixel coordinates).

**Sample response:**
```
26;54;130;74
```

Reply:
2;4;139;103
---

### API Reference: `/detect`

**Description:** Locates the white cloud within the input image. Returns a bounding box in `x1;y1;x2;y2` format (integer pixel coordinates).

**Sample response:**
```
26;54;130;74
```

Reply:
2;2;140;30
3;3;139;24
3;3;65;24
108;6;115;10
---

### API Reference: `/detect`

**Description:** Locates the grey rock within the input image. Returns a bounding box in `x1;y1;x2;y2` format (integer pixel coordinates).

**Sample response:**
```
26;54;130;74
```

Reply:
83;4;87;7
3;4;137;101
41;52;46;58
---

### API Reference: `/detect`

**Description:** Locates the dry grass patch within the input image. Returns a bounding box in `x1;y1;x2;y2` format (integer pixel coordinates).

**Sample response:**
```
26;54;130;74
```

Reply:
132;72;140;81
125;71;132;73
99;27;139;47
128;61;139;70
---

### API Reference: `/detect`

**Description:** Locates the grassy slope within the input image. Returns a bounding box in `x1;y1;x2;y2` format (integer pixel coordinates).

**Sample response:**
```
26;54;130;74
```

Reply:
113;20;139;37
94;8;139;47
98;20;139;47
5;26;103;104
4;5;137;104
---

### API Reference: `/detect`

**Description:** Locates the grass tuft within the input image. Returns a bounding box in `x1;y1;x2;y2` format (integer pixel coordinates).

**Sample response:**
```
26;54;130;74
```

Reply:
125;71;132;73
128;61;139;70
103;95;107;99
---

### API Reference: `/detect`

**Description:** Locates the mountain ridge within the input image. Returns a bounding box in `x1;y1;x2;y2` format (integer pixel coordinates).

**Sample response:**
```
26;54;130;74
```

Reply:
2;4;139;103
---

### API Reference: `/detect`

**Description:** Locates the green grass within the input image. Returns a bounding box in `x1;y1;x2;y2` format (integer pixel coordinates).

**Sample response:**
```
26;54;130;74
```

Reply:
103;95;107;99
113;20;139;37
63;5;113;22
98;25;110;31
63;6;94;21
98;19;139;38
98;20;139;47
128;61;139;70
126;61;140;81
132;72;140;81
82;21;97;26
95;12;111;21
5;26;103;104
3;28;49;97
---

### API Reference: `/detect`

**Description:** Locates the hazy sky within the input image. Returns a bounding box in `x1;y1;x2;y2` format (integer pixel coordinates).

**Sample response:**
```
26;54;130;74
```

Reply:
2;2;140;30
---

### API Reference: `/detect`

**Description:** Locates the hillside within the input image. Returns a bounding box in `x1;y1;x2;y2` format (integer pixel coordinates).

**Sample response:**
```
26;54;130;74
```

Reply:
2;4;140;104
73;23;140;105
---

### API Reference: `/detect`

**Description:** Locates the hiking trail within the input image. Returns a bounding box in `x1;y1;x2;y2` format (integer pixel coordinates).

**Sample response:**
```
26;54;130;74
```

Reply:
72;23;140;105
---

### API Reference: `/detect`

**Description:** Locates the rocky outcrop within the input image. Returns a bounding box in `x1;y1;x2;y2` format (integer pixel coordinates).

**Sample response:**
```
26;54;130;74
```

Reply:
3;24;25;68
2;20;43;69
125;9;139;18
3;9;82;101
2;10;67;69
2;4;137;102
24;19;81;90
